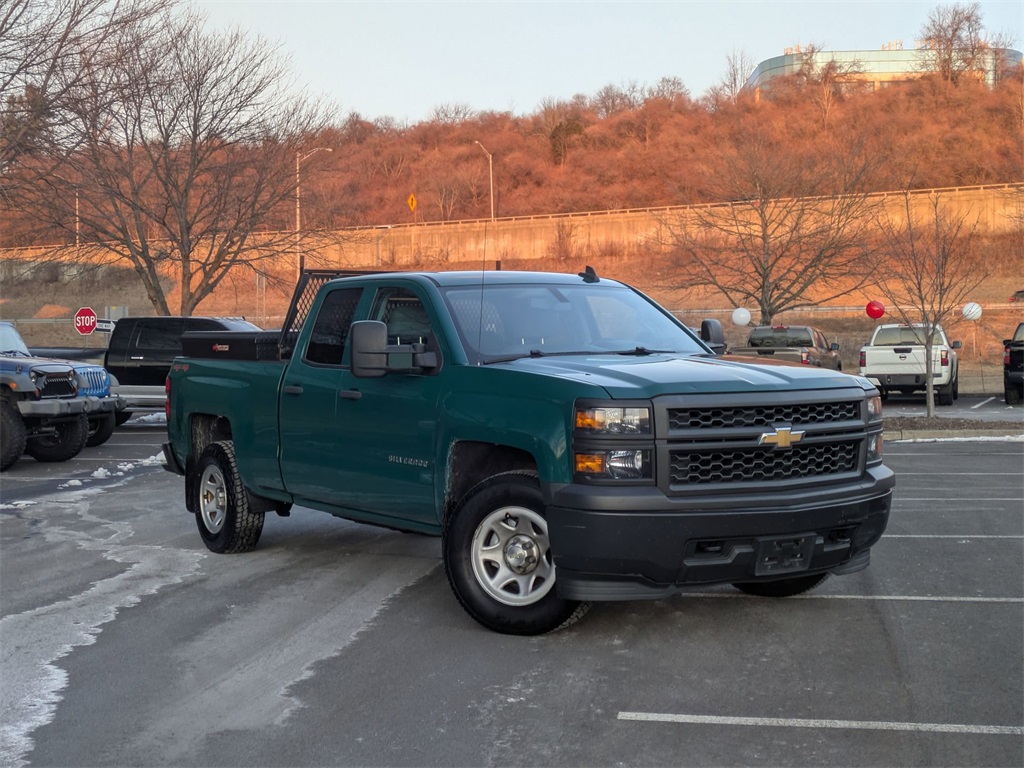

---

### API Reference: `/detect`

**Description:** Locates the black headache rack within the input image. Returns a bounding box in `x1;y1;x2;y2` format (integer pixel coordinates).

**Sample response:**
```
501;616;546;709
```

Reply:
279;269;388;359
180;269;388;362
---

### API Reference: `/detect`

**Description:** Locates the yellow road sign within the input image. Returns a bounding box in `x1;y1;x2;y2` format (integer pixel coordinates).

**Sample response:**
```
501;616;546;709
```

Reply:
407;193;417;212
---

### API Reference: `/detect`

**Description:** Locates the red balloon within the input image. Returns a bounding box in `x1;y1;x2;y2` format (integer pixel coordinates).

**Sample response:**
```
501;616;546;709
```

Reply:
866;300;885;319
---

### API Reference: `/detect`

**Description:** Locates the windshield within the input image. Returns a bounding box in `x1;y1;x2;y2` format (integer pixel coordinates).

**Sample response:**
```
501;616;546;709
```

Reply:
872;326;939;346
0;323;30;356
441;283;708;363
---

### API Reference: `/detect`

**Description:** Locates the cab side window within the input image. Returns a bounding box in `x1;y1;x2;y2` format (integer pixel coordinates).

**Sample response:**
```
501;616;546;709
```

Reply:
371;288;433;347
305;288;362;366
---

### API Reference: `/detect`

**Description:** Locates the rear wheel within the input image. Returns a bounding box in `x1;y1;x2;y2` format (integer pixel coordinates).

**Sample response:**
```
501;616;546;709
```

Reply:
443;471;590;635
732;573;829;597
25;414;88;463
1006;383;1023;406
937;381;954;406
1;401;27;471
194;440;264;553
86;412;117;447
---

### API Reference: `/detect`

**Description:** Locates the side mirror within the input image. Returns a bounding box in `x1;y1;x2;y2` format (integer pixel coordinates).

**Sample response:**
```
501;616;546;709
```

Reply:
951;340;962;349
700;318;728;355
830;342;840;351
350;321;388;378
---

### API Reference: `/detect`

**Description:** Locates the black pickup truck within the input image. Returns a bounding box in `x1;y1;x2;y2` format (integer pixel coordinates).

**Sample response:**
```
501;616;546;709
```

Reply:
1004;322;1024;405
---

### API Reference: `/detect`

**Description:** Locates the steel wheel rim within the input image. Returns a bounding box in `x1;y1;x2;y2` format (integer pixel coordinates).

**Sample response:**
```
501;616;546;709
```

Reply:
470;505;555;606
199;464;227;534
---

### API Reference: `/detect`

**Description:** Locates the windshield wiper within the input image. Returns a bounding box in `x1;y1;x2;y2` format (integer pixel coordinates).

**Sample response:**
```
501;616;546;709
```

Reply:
0;349;30;357
614;347;674;356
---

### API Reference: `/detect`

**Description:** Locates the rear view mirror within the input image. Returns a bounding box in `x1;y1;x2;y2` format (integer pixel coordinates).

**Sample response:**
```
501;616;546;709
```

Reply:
700;318;728;355
350;321;388;378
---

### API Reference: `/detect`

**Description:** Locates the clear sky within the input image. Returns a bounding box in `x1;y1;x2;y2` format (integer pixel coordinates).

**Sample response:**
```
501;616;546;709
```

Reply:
195;0;1024;123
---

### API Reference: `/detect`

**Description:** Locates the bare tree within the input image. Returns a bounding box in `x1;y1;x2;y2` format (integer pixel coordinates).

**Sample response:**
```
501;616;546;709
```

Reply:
0;0;169;185
917;1;1014;84
872;190;986;416
661;129;882;323
21;8;331;315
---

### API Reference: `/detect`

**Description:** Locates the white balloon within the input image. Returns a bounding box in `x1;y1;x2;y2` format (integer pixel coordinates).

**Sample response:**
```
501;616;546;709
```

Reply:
962;302;982;321
731;307;751;326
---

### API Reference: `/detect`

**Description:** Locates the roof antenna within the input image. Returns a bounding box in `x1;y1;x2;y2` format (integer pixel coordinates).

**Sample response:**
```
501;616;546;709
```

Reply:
578;265;599;283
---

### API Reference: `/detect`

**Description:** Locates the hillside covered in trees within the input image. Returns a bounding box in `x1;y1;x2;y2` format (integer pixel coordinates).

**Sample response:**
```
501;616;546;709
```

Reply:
4;52;1022;245
292;71;1023;231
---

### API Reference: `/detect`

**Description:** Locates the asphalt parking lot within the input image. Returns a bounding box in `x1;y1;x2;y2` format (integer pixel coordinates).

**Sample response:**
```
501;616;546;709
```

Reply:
1;417;1021;767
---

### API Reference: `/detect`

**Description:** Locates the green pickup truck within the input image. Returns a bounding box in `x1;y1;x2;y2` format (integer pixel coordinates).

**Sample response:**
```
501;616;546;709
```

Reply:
163;268;893;635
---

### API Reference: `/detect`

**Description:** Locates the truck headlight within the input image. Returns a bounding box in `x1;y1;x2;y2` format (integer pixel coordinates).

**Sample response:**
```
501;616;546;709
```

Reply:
866;395;882;420
575;405;651;435
575;449;652;480
867;432;884;462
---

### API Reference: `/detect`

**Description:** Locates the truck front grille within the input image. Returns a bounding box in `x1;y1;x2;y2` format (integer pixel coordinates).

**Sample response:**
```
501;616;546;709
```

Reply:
669;440;859;485
668;401;859;430
656;391;869;494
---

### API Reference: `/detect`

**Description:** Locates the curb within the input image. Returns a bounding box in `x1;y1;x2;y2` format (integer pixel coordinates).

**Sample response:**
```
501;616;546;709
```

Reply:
883;429;1024;441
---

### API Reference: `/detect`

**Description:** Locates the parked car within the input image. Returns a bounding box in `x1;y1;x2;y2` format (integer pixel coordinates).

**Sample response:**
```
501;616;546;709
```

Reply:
730;325;842;370
1003;322;1024;405
3;321;124;446
104;316;261;423
1009;290;1024;303
859;323;960;405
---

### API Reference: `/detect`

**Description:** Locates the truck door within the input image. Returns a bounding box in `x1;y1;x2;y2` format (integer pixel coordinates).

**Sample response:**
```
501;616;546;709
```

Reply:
279;284;441;526
123;317;185;387
279;286;365;507
331;286;441;524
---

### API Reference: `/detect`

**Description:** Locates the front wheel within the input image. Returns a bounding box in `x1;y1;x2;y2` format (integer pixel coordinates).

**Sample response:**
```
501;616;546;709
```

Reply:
442;471;590;635
194;441;264;553
1;401;27;471
25;414;88;462
86;412;117;447
732;573;829;597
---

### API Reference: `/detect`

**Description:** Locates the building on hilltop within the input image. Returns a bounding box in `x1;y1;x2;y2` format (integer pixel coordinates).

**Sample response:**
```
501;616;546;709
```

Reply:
744;41;1023;96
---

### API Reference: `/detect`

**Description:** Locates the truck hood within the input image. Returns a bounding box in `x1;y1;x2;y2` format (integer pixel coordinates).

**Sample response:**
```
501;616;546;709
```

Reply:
496;353;862;398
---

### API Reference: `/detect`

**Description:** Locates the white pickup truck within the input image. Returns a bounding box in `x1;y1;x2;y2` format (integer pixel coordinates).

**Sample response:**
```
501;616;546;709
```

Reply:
859;323;961;405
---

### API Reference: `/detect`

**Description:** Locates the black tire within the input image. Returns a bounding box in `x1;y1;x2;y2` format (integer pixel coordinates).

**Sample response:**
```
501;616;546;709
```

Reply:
1;401;27;471
1006;383;1023;406
732;572;830;597
952;374;959;401
937;381;954;406
86;412;117;447
194;440;264;554
25;414;89;463
114;410;134;426
442;471;590;635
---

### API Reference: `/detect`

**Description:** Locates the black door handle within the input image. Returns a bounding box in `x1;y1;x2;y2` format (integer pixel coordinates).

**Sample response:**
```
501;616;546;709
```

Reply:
283;385;303;395
339;389;362;400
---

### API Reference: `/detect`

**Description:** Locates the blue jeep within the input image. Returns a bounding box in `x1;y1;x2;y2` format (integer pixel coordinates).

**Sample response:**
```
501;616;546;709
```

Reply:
0;323;125;468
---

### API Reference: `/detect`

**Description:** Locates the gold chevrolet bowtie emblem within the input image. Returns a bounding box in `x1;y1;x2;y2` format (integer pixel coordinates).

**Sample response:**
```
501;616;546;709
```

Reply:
759;426;805;449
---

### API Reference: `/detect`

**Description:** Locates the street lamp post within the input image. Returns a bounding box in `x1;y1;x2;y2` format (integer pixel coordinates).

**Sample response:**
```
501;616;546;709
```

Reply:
473;141;494;222
295;146;332;280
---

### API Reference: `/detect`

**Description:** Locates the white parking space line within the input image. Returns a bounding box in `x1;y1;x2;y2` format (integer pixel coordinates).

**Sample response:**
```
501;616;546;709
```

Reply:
683;593;1022;603
892;499;1019;505
883;534;1023;539
617;712;1023;736
971;397;997;409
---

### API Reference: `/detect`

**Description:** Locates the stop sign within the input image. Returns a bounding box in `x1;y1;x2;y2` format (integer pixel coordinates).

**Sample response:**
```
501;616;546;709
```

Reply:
74;306;98;335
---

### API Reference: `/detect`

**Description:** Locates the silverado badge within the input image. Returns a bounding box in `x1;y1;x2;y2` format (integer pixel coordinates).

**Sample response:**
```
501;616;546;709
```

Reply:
758;426;805;449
